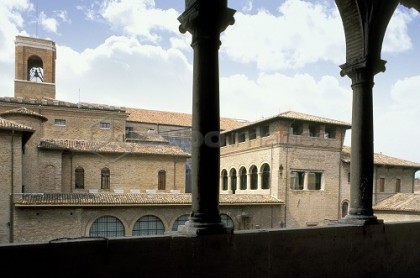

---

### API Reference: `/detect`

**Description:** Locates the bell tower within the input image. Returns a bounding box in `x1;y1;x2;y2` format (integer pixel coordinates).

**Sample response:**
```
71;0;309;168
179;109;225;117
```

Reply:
14;36;56;99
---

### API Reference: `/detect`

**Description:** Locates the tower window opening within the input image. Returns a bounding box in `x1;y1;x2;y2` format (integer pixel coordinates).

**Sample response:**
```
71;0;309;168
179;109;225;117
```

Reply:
27;56;44;83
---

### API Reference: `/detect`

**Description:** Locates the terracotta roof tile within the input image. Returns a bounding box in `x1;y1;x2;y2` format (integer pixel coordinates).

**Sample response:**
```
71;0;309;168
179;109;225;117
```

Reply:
278;111;351;127
13;193;283;206
0;117;34;131
342;146;420;169
374;193;420;212
1;107;48;122
39;138;190;157
0;97;125;112
222;111;351;133
126;107;248;130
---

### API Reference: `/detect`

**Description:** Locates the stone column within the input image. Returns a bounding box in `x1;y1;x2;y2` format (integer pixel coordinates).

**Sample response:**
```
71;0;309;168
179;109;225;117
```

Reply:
335;0;398;225
228;174;232;193
178;0;235;235
258;172;262;190
303;172;309;191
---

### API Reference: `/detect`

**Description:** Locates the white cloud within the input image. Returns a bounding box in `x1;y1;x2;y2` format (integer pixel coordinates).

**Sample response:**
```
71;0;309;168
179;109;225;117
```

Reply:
383;8;416;53
56;36;193;112
39;11;59;34
390;75;420;107
222;0;345;71
55;10;71;24
220;73;352;122
98;0;180;43
242;0;253;13
222;0;416;72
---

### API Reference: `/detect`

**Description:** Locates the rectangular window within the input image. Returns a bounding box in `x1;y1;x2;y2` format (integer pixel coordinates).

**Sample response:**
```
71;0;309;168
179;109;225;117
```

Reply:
395;178;401;193
238;132;246;143
307;172;322;190
261;125;270;137
100;122;111;129
290;171;305;190
249;128;257;140
290;171;323;190
324;126;336;139
378;178;385;192
54;119;66;126
290;122;303;135
347;172;351;183
309;124;320;137
125;126;134;139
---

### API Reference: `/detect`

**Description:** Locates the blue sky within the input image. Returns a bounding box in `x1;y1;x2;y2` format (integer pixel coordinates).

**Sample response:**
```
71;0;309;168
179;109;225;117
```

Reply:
0;0;419;171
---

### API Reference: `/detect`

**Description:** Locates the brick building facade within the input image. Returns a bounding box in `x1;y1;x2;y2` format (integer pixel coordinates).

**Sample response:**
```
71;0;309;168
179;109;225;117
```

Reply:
0;36;279;244
220;112;420;227
0;35;418;243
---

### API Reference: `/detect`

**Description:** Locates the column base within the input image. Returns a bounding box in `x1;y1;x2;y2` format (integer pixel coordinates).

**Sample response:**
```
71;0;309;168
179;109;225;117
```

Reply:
177;220;233;236
339;214;383;226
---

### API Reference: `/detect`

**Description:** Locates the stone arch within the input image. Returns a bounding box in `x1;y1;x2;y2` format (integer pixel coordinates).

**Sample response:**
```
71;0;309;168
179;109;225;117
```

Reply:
341;200;350;218
27;55;44;82
249;165;258;190
87;215;126;237
229;168;237;193
221;169;228;191
132;215;165;236
239;166;247;190
220;213;235;229
261;163;271;190
171;214;190;231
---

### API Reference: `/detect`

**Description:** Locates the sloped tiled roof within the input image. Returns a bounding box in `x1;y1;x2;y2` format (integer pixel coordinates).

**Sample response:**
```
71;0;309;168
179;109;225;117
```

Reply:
39;139;190;157
0;97;125;112
0;117;34;131
342;146;420;169
13;193;283;207
1;107;48;122
374;193;420;212
222;111;351;133
126;107;248;130
278;111;351;127
126;132;169;143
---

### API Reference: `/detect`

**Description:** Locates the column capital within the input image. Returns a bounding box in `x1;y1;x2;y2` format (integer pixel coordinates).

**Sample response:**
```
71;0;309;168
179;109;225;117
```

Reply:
178;0;235;35
339;58;387;82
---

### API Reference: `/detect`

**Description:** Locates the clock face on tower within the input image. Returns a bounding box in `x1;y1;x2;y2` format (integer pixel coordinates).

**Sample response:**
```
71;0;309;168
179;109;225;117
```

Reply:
29;67;44;83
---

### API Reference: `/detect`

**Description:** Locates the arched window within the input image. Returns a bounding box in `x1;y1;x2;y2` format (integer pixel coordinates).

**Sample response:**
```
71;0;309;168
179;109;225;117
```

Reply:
230;169;237;194
261;164;270;189
342;201;349;218
89;216;124;237
221;169;228;191
101;168;110;190
250;165;258;190
221;213;234;228
172;214;189;231
75;167;84;189
133;215;165;236
158;170;166;190
239;167;247;190
27;55;44;82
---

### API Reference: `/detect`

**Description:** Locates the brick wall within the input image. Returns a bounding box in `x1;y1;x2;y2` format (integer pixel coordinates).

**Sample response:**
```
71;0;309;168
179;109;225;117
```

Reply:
70;153;186;193
12;204;281;242
0;131;23;243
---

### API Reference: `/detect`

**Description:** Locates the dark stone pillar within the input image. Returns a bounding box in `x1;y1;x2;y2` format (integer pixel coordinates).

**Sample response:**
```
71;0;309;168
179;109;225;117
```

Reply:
178;0;235;235
336;0;398;225
340;61;384;224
